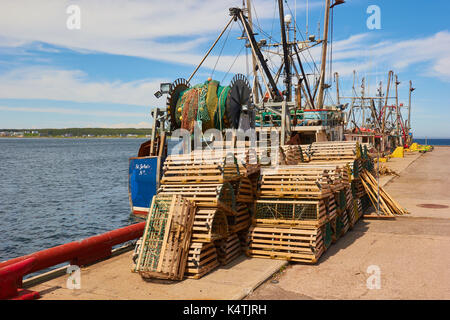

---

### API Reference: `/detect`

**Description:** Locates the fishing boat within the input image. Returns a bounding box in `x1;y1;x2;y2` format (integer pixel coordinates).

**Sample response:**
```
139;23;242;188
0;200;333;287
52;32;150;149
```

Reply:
0;0;422;301
128;0;359;217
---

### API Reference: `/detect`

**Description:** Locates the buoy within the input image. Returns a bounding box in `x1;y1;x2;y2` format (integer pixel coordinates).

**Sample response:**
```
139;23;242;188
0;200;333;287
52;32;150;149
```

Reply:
263;90;283;102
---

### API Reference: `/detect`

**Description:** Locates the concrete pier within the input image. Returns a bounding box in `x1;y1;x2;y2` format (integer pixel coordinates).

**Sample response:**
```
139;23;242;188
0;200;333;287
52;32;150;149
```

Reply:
247;147;450;300
26;147;449;300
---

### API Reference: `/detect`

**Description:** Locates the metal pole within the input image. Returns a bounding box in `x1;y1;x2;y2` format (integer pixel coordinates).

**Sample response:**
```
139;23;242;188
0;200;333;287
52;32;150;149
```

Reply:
335;72;340;104
293;45;315;108
236;8;280;100
377;147;381;215
281;100;286;145
381;70;392;134
316;0;331;109
278;0;291;101
246;0;260;104
395;74;400;145
408;80;413;132
361;77;365;128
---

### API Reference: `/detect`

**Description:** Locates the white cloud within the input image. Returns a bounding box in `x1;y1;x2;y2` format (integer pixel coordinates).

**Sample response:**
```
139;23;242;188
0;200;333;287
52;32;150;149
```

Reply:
0;105;147;117
0;0;259;69
0;0;320;72
0;67;162;106
329;31;450;81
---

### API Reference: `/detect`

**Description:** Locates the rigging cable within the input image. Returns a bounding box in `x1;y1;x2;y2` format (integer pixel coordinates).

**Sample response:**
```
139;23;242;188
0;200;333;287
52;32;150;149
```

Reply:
221;44;246;83
210;21;234;79
283;0;319;76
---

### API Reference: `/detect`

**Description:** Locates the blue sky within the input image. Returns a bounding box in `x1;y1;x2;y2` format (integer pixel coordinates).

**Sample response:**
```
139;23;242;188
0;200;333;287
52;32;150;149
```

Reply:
0;0;449;138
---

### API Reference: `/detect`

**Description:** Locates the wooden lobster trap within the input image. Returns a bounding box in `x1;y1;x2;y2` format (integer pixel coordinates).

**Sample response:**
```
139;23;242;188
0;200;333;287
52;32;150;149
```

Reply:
158;182;236;211
279;145;305;165
227;203;251;234
304;141;360;162
254;199;328;228
134;195;196;281
231;177;254;203
215;233;242;266
191;207;228;243
246;225;325;264
258;167;333;200
161;153;240;184
185;242;220;279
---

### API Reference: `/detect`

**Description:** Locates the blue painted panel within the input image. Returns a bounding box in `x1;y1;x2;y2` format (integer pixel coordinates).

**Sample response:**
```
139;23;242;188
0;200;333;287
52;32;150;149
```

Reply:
129;157;159;209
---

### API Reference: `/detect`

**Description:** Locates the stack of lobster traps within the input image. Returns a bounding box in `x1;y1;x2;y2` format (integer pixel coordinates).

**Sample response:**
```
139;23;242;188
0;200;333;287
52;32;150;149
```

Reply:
246;140;370;264
246;166;336;263
133;139;383;279
134;150;258;280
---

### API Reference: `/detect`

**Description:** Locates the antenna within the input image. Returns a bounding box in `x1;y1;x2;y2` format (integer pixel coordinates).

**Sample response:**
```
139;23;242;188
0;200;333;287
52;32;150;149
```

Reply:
306;0;309;37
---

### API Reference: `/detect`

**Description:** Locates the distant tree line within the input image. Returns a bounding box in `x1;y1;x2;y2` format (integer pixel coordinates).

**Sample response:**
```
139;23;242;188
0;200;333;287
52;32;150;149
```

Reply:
1;128;152;136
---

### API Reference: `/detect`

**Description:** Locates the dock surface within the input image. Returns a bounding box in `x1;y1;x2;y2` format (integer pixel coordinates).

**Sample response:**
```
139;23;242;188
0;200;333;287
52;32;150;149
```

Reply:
247;147;450;300
27;147;449;299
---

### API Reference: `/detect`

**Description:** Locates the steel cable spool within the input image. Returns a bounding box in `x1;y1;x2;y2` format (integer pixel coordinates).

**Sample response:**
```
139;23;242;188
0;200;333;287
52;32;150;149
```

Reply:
166;78;190;130
225;74;252;129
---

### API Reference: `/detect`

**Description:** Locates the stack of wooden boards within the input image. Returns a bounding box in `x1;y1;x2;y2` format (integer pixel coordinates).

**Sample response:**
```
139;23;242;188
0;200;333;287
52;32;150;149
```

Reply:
360;169;408;217
135;151;256;280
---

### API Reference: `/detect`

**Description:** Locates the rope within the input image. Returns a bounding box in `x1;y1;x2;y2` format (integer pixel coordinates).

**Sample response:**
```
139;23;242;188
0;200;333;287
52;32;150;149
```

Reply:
211;22;233;79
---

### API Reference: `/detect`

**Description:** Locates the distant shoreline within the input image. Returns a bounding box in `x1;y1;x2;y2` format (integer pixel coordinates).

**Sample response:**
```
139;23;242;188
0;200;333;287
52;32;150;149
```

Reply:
0;136;149;139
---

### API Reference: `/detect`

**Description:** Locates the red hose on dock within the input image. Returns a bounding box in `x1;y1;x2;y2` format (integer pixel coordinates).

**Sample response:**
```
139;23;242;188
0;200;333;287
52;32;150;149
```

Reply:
0;222;145;299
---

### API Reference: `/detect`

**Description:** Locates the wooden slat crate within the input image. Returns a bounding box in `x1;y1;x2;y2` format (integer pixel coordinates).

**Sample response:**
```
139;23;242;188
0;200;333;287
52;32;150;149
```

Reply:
301;141;360;162
352;179;366;198
325;197;337;221
231;177;254;203
228;203;251;233
247;170;260;197
161;153;240;184
246;225;325;264
258;167;333;200
215;233;242;265
279;145;304;165
254;199;328;227
158;182;236;211
191;207;229;243
334;189;347;214
345;186;353;210
134;195;196;281
185;242;220;279
237;230;249;252
339;210;350;235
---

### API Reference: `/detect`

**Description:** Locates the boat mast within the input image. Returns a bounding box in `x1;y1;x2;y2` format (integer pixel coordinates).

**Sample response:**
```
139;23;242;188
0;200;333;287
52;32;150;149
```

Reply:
278;0;291;101
381;70;393;134
246;0;260;104
231;7;282;100
408;80;414;134
334;72;340;104
395;74;400;145
316;0;331;109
